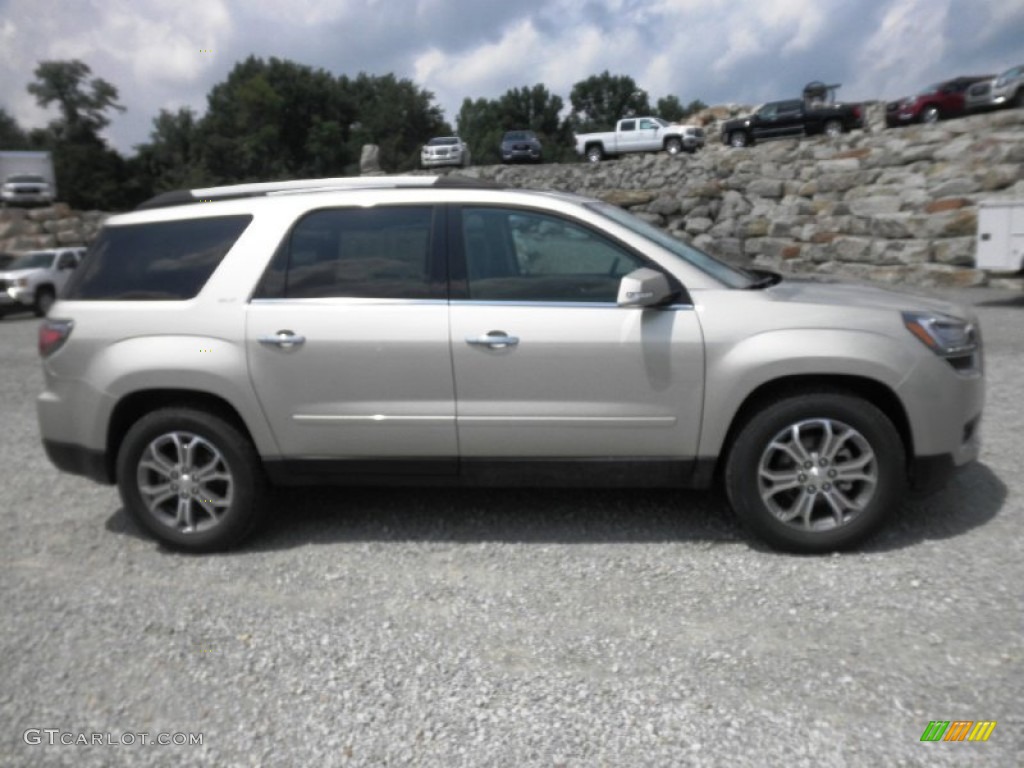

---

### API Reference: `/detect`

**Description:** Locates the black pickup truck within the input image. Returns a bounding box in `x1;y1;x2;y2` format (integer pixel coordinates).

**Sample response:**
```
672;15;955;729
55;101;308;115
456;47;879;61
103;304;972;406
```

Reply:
720;98;864;147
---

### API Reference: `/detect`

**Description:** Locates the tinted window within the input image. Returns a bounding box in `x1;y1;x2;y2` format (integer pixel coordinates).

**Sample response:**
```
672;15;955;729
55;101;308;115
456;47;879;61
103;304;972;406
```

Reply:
257;206;437;300
619;120;636;131
64;215;251;300
459;207;643;302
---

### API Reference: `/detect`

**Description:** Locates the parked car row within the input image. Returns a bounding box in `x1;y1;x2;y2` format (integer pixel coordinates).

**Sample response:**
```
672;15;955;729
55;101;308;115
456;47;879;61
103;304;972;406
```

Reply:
886;63;1024;127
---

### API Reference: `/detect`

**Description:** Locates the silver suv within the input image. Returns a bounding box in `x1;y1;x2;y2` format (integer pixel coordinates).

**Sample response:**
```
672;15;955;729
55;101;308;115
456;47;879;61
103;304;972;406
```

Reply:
37;177;984;553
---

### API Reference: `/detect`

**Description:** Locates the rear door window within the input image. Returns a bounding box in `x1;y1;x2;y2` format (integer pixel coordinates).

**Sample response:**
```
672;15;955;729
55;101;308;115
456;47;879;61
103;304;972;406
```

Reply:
255;206;441;300
64;215;252;300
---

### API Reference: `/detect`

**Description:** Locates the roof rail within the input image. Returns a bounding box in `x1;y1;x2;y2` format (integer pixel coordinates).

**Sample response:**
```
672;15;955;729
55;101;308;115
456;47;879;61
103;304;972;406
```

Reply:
134;174;505;211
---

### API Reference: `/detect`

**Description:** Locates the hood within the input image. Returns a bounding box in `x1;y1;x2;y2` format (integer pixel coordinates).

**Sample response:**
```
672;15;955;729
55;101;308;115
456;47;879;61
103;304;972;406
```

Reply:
0;268;44;280
765;278;967;319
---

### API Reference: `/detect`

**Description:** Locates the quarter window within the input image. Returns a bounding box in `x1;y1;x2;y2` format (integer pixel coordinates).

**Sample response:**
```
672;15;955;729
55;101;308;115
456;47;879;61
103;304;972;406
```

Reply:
258;206;437;300
459;207;643;302
64;215;252;300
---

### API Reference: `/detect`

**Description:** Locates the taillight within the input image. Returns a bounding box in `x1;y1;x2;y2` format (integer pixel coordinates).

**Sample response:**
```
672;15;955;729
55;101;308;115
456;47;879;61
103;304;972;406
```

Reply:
39;318;73;357
852;104;862;119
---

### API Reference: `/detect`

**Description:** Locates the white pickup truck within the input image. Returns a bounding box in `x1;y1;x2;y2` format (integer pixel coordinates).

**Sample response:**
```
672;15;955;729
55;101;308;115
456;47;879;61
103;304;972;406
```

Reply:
575;117;705;162
0;246;85;318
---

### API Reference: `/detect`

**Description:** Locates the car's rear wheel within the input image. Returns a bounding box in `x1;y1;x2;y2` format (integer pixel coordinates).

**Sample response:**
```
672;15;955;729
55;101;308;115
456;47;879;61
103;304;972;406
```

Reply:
665;137;683;155
117;408;267;552
33;287;55;317
1012;89;1024;108
586;145;604;163
729;131;748;148
823;119;843;138
921;105;941;124
724;392;905;553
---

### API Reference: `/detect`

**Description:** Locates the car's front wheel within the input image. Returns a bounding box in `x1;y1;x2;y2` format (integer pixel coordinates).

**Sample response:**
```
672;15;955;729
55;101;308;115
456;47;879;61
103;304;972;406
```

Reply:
665;137;683;155
729;131;748;148
921;105;941;124
823;119;843;138
724;392;905;553
117;408;267;552
33;287;55;317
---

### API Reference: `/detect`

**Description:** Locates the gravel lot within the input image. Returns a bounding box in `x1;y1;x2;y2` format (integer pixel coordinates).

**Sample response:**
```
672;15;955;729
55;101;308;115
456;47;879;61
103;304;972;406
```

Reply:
1;287;1021;767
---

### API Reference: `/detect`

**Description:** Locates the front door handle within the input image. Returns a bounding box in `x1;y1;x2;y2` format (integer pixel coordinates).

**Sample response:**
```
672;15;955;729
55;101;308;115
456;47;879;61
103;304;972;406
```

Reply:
258;330;306;349
466;331;519;349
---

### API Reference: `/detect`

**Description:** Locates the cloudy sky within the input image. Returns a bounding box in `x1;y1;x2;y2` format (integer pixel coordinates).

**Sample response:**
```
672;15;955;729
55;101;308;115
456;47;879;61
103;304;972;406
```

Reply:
1;0;1022;154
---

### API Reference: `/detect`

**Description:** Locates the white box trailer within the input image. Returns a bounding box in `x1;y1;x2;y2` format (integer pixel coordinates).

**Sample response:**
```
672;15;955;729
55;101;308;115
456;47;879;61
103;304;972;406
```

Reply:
0;150;56;205
975;199;1024;272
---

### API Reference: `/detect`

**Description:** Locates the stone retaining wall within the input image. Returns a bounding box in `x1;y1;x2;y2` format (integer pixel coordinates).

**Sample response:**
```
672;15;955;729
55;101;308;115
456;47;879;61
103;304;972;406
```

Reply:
0;204;108;253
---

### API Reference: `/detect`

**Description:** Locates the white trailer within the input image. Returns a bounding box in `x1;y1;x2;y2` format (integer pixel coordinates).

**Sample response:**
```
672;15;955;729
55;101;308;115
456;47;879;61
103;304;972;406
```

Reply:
975;199;1024;272
0;151;57;205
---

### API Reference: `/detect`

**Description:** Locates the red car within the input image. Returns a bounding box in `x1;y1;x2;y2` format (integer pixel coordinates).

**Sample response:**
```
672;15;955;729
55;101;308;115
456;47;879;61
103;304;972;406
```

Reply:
885;75;993;127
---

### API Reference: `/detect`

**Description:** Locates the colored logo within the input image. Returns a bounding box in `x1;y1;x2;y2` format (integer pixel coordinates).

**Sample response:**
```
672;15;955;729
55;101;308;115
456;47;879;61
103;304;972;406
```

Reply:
920;720;996;742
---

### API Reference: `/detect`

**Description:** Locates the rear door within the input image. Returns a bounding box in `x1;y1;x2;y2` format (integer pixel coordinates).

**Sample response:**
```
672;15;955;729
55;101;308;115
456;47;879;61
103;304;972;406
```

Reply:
447;205;705;463
246;205;458;465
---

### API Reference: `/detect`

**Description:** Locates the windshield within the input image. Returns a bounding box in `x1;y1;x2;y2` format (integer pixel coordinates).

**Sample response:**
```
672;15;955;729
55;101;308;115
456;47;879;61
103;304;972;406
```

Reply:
586;202;755;288
503;131;534;141
427;137;459;146
6;174;45;183
7;251;55;270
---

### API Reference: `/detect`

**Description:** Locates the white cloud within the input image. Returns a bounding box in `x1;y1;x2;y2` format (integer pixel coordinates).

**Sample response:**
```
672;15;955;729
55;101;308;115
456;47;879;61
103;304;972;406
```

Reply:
853;0;953;99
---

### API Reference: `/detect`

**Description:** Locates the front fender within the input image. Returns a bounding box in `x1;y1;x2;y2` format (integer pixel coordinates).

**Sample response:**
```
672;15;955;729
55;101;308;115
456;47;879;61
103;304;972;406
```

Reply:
698;328;916;457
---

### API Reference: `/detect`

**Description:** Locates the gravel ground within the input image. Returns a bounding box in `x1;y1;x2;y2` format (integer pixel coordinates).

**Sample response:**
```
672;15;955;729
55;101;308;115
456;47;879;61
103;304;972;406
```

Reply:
1;288;1021;767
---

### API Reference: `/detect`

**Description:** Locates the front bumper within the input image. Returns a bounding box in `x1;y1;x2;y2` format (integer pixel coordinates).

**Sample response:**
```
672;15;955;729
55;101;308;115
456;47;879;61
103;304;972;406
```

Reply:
0;287;33;308
421;155;463;168
502;149;541;162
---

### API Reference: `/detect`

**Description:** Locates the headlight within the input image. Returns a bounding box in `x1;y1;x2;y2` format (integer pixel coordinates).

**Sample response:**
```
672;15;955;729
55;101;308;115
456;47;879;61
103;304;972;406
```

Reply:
14;278;29;288
902;311;979;357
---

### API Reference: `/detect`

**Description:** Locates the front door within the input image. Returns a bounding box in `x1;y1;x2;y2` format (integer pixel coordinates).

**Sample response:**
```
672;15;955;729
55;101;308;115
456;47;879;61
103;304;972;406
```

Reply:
448;205;705;462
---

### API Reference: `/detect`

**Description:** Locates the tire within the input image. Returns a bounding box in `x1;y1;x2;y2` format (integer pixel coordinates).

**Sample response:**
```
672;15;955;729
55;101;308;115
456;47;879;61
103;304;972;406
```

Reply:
116;408;268;552
33;287;55;317
921;105;941;124
724;392;906;553
729;131;748;148
1012;89;1024;109
586;145;603;163
665;137;683;155
823;119;843;138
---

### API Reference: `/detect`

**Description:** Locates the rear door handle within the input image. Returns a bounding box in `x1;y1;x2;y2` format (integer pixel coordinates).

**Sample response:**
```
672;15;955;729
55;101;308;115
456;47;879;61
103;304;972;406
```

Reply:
466;331;519;349
258;330;306;349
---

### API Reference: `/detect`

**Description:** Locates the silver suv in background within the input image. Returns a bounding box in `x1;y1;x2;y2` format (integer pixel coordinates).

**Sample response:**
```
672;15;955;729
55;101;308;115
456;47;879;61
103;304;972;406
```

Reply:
37;177;984;554
420;136;471;168
0;246;85;318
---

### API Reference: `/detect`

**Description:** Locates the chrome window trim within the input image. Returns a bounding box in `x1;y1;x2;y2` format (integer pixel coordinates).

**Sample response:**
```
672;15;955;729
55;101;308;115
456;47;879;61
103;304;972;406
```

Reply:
250;297;449;307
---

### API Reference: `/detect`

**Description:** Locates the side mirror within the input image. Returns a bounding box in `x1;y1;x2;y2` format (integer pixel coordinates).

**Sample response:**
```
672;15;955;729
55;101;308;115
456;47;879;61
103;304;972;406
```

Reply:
617;267;677;308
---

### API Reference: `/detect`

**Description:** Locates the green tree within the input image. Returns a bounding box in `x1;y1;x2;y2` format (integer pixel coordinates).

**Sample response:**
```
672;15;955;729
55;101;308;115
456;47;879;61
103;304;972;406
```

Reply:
198;56;358;182
0;107;29;149
457;85;573;164
456;97;504;165
569;72;650;133
345;72;449;172
656;95;686;122
656;95;709;123
134;107;212;194
27;59;124;140
26;59;130;209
